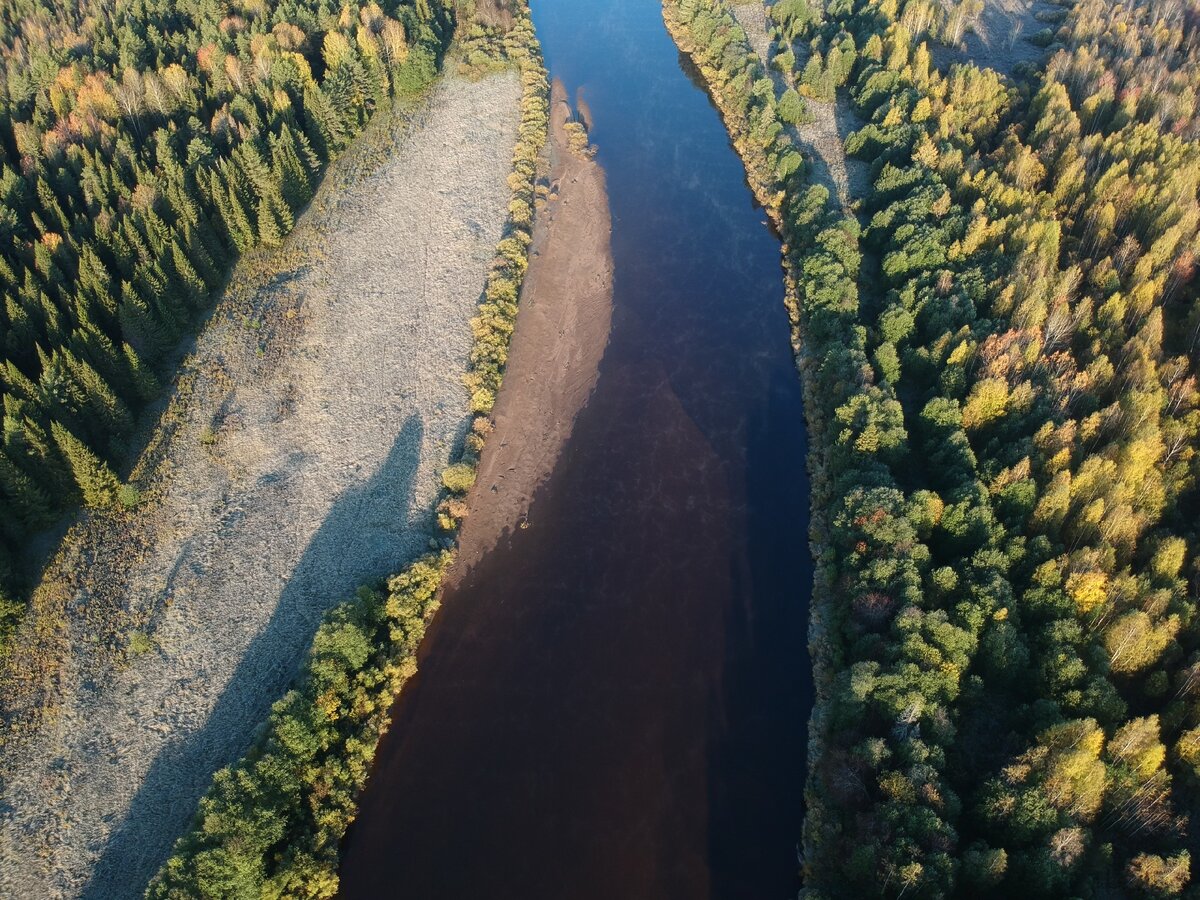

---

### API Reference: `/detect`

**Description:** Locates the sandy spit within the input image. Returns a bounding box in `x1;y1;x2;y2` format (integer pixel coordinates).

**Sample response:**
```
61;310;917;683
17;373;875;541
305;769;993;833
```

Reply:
448;79;614;578
0;70;520;900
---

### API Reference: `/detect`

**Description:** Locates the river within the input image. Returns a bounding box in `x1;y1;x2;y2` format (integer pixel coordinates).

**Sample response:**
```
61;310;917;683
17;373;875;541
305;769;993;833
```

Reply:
339;1;813;896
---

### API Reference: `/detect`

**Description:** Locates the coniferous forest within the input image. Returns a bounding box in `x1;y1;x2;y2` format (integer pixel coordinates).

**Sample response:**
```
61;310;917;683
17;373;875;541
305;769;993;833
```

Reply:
3;0;1200;895
0;0;451;638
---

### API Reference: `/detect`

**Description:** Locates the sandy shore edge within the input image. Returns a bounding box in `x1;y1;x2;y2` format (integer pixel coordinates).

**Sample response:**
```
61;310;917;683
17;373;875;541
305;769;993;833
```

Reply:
449;78;614;578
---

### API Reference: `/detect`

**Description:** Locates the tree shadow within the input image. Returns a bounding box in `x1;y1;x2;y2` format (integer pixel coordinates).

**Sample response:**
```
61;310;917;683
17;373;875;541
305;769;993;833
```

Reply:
832;95;872;202
793;131;840;199
79;413;425;899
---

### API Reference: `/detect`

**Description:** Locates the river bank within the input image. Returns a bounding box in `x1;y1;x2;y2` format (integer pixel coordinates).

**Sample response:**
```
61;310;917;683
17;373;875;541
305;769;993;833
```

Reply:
0;68;522;899
337;0;811;894
338;74;615;892
146;13;552;895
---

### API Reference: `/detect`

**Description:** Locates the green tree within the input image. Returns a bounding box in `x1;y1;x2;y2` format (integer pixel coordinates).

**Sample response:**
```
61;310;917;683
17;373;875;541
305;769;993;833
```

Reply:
50;421;119;507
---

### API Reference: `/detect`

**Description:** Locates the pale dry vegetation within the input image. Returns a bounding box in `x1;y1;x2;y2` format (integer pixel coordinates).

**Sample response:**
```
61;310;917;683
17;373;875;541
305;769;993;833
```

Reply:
0;70;520;900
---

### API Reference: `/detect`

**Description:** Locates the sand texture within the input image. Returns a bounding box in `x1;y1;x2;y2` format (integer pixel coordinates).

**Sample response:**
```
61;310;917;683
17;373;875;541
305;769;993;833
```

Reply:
451;79;614;577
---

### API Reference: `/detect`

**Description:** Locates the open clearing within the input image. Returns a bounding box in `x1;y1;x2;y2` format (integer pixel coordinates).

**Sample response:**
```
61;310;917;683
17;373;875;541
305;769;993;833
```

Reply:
929;0;1060;77
0;69;520;900
731;0;1051;207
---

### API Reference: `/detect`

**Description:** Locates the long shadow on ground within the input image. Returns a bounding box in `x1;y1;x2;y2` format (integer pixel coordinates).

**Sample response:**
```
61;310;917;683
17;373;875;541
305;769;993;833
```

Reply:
80;414;425;899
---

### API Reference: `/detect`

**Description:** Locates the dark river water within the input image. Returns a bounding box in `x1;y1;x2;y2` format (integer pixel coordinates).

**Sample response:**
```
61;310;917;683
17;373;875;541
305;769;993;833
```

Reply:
338;1;813;896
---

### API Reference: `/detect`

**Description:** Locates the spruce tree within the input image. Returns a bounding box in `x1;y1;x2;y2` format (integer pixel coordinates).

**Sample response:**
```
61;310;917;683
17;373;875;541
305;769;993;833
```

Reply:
118;281;167;357
71;325;136;403
274;127;314;211
222;178;257;252
302;86;346;155
15;414;74;504
0;448;52;529
183;223;223;289
0;540;22;630
3;360;38;403
50;420;119;507
256;195;284;247
122;343;160;402
170;239;208;308
5;294;35;362
65;351;133;438
35;289;64;346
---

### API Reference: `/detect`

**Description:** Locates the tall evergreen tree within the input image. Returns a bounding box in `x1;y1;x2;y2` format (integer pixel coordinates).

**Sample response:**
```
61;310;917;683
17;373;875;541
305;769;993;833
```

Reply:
50;420;118;507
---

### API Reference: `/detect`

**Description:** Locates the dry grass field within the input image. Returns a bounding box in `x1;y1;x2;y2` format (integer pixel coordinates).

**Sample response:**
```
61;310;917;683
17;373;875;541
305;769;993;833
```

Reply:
0;70;520;900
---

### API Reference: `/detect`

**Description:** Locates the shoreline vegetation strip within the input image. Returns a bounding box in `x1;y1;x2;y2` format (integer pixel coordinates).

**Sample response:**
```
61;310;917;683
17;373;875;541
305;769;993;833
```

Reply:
145;5;548;897
666;0;1200;896
662;0;867;886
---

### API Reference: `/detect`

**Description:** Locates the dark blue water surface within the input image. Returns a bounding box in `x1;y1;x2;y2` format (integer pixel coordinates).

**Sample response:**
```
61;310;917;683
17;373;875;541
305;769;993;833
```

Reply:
339;1;813;896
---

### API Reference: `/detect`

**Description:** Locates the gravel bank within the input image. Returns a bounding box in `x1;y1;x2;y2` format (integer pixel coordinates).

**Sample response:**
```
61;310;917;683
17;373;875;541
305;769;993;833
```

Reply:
0;70;520;900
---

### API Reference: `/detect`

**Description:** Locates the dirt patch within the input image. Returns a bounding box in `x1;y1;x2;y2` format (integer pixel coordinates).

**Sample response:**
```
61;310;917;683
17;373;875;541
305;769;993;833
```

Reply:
474;0;516;30
450;79;613;577
733;0;775;65
0;70;521;900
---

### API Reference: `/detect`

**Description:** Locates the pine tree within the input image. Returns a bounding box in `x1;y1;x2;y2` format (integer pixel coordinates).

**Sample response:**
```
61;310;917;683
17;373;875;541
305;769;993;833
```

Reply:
50;420;118;507
122;342;160;402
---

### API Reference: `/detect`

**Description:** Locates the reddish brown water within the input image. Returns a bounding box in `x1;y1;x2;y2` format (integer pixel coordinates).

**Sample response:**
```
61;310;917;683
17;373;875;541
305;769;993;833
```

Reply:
339;1;813;896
